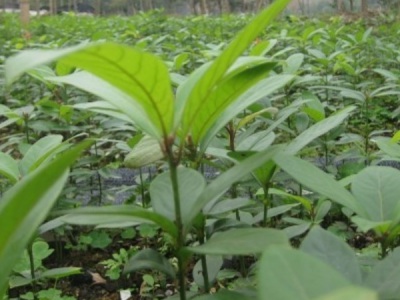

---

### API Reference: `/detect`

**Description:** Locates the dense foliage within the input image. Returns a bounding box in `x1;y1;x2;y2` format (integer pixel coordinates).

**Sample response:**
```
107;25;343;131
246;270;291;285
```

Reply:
2;5;400;300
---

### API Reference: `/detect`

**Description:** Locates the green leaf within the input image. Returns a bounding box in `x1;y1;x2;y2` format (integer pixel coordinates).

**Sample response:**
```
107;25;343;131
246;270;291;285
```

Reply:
19;135;64;176
352;166;400;222
124;249;175;278
51;72;159;137
193;60;276;145
61;42;174;137
365;247;400;299
300;227;362;284
200;74;294;152
285;106;356;155
13;241;54;273
375;138;400;159
39;267;82;280
0;141;91;297
189;145;281;225
252;204;300;224
187;228;288;255
5;43;88;85
179;0;291;140
6;42;175;138
0;152;19;183
283;53;304;74
302;91;325;121
73;100;132;123
236;131;275;151
206;198;254;216
193;256;223;287
150;167;206;227
314;287;378;300
192;289;254;300
124;135;164;168
269;188;312;211
284;223;312;239
60;206;177;239
258;246;350;300
314;201;331;222
351;216;391;234
274;153;359;213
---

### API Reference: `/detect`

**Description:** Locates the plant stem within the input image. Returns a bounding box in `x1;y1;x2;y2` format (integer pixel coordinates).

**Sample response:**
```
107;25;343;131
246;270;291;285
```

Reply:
139;167;146;208
262;185;270;227
27;242;37;300
24;117;30;143
364;96;370;163
94;141;102;205
198;225;210;292
166;145;186;300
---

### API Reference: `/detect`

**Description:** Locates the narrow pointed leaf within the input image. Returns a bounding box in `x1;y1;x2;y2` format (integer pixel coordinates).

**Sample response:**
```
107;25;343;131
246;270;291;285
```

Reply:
189;145;281;224
200;87;298;153
73;100;132;123
274;153;359;213
187;228;288;255
60;206;177;238
0;141;91;297
190;61;276;145
180;0;291;139
285;106;355;155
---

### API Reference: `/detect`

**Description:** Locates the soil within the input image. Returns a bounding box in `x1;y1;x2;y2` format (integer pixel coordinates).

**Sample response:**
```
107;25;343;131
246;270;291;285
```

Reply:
8;236;177;300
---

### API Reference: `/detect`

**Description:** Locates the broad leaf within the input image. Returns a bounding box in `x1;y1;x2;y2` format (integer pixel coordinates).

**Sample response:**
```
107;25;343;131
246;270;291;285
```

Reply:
124;249;175;278
60;206;177;239
376;139;400;158
283;53;304;74
274;153;359;213
365;247;400;299
124;135;164;168
6;42;174;138
193;256;223;287
0;152;19;183
50;72;159;137
352;166;400;222
314;287;378;300
0;141;90;297
150;167;206;227
258;246;351;300
187;228;288;255
300;227;362;284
